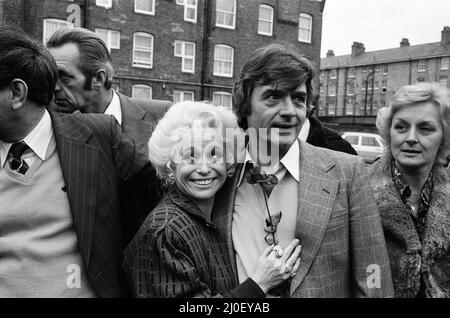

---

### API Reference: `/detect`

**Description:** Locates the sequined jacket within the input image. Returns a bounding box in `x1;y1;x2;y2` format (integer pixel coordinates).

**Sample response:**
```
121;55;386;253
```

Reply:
369;153;450;298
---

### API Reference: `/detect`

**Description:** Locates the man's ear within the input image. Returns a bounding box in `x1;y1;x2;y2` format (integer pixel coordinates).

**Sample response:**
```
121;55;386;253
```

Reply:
93;69;107;90
10;79;28;110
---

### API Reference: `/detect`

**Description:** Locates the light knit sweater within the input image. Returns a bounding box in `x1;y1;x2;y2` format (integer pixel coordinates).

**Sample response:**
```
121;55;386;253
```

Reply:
0;137;96;297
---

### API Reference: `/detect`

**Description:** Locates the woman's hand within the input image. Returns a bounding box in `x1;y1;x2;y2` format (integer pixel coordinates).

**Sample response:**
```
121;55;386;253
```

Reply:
250;239;302;294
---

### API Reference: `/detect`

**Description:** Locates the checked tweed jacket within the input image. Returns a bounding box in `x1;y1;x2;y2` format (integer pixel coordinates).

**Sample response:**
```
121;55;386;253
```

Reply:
50;110;148;297
213;140;394;297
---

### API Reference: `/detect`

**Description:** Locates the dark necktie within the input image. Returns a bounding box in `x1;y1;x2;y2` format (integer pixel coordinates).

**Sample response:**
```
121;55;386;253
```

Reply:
8;142;30;174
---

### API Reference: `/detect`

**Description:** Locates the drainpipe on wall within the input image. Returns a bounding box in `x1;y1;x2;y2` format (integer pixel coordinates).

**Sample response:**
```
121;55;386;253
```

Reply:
83;0;89;29
201;0;212;100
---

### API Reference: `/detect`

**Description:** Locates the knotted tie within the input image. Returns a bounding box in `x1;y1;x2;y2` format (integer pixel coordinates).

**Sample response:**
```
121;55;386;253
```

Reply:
8;142;30;174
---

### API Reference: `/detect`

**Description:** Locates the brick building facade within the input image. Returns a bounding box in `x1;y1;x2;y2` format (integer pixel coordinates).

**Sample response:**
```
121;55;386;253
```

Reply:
0;0;325;106
318;26;450;132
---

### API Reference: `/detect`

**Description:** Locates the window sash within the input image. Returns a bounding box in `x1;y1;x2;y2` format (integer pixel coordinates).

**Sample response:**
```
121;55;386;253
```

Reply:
133;34;153;67
173;90;194;102
298;14;312;43
95;29;120;50
216;0;236;28
132;85;152;100
258;5;273;35
96;0;112;9
441;57;450;70
184;0;197;22
135;0;155;14
213;92;232;108
214;46;233;77
43;19;74;44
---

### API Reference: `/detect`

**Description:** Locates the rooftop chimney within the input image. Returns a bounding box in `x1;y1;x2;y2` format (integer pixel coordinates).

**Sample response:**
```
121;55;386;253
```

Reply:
400;38;410;47
351;42;365;57
326;50;335;57
441;26;450;47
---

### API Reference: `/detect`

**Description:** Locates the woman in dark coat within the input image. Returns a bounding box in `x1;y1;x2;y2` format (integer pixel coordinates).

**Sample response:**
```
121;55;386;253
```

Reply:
369;82;450;298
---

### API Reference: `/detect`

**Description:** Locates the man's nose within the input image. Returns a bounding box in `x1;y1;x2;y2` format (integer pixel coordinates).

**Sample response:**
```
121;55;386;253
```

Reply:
54;79;62;92
279;96;296;117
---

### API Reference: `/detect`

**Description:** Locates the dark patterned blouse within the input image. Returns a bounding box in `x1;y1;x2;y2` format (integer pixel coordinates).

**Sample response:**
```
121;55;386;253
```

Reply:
122;185;264;298
391;160;433;298
391;160;433;242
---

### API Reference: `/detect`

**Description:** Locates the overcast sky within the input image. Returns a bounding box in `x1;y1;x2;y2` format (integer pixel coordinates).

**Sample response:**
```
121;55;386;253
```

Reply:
321;0;450;57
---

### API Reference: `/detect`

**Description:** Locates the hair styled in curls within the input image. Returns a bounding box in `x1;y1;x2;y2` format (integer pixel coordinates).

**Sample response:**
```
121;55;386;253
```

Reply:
0;27;57;106
47;27;114;90
376;82;450;165
232;43;317;130
148;101;245;184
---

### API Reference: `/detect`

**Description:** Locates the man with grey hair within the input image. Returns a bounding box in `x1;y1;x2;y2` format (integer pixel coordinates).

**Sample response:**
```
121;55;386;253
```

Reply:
47;28;171;243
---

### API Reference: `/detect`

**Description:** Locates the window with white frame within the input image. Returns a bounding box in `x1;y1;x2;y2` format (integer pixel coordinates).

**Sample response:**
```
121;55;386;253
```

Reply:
347;82;355;95
134;0;155;15
96;0;112;9
43;19;73;44
173;90;194;103
348;67;355;78
184;0;197;23
133;33;153;68
132;85;152;100
176;0;184;4
174;41;196;73
418;60;427;72
213;92;232;109
373;81;379;90
382;64;388;74
95;29;120;51
330;69;337;79
441;57;450;70
216;0;236;29
345;99;354;115
258;5;273;36
328;83;336;96
328;100;336;115
381;79;387;90
298;13;312;43
213;45;234;77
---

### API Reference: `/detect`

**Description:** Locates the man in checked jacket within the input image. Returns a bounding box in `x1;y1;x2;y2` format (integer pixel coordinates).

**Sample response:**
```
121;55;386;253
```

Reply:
213;43;394;297
0;28;147;297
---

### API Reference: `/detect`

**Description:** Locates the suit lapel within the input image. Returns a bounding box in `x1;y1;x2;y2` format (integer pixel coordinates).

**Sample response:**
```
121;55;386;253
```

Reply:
290;141;339;295
212;164;242;283
50;111;99;268
118;93;154;151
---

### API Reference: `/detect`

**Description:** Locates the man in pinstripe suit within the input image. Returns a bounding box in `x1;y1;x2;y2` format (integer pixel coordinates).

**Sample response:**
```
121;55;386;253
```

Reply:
0;28;144;297
45;28;172;243
213;44;394;297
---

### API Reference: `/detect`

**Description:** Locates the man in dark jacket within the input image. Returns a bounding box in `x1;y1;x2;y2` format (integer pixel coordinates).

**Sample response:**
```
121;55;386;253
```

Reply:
299;106;357;155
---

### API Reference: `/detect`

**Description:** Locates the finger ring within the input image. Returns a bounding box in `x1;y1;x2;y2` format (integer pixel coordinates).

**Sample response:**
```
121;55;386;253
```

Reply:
275;249;283;258
290;271;296;277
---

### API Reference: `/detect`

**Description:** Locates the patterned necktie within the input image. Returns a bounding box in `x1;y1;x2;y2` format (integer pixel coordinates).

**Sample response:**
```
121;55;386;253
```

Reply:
8;142;30;174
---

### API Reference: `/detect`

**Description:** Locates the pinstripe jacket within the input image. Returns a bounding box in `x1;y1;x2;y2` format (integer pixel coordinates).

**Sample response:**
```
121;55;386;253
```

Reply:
51;110;148;297
117;93;172;244
213;140;394;297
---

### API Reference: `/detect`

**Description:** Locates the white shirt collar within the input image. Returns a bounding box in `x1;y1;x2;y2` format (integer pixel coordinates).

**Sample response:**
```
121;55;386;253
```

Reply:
0;109;53;168
298;117;310;141
237;139;300;186
104;90;122;125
